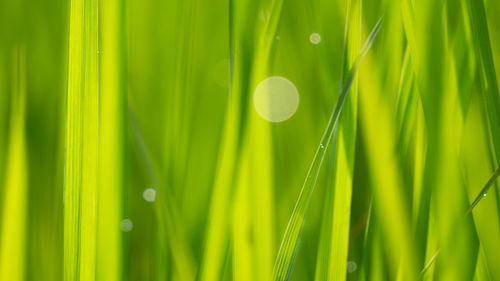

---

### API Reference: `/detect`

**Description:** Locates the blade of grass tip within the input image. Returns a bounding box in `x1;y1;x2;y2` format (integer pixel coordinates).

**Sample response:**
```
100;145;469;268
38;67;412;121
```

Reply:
314;0;361;280
272;19;381;281
97;0;126;279
0;45;27;281
64;0;99;279
420;165;500;275
465;0;500;164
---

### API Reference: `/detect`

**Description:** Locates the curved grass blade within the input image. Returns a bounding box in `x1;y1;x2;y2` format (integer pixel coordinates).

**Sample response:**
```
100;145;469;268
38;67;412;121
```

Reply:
466;166;500;215
314;0;361;280
420;165;500;275
272;18;382;281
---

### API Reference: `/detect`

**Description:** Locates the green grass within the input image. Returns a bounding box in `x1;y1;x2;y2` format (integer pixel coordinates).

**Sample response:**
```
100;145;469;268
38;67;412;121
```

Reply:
0;45;27;281
64;0;98;279
1;0;500;280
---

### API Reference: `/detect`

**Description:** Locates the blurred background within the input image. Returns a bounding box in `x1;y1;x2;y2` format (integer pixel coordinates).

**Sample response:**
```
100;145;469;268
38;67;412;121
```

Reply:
1;0;500;280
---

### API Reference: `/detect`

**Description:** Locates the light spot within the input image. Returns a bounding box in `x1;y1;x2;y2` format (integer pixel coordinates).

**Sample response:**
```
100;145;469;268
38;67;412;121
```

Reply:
483;193;487;197
259;10;271;22
347;261;357;273
121;219;133;232
143;188;157;202
320;144;324;149
309;33;321;44
253;76;299;122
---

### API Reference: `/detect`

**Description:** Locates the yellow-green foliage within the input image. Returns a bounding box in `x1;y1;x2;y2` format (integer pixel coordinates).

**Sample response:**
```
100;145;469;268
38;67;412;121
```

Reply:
1;0;500;281
0;46;27;281
97;0;125;280
64;0;98;280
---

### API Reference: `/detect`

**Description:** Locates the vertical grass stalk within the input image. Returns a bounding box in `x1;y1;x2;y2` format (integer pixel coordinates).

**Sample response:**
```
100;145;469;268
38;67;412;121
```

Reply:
0;45;28;281
97;0;125;279
64;0;98;279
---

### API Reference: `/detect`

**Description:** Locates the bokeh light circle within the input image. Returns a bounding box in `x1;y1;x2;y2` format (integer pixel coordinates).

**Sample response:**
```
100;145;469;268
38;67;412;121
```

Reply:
253;76;299;122
309;33;321;44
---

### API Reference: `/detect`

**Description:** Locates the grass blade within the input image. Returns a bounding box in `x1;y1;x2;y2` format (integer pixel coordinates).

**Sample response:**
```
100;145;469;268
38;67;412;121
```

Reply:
314;0;361;280
420;164;500;275
64;0;98;279
465;0;500;164
466;166;500;214
97;0;126;279
0;45;27;281
272;19;381;281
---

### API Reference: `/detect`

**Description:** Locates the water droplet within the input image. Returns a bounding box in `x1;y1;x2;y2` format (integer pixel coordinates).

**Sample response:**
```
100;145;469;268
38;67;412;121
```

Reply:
320;144;324;149
309;33;321;45
347;261;357;273
253;76;299;122
483;193;487;197
143;188;157;202
276;35;280;41
121;219;133;232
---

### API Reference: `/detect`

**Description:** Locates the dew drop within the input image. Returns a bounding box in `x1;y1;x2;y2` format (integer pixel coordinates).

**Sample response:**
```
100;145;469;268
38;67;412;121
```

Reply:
320;144;324;149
